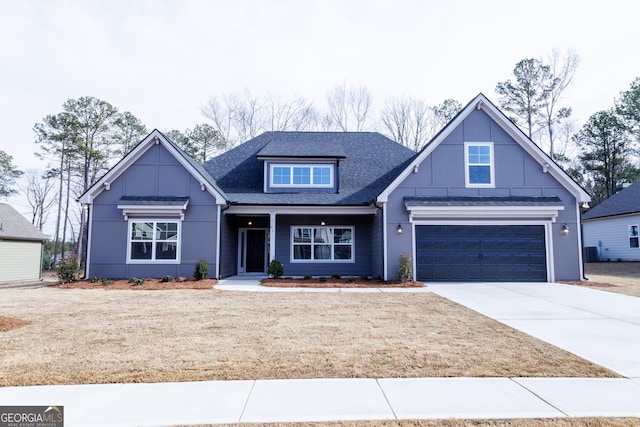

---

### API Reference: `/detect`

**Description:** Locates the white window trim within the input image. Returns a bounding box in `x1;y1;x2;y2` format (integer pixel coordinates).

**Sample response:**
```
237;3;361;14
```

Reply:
629;224;639;249
464;142;495;188
290;225;355;263
270;164;334;188
126;219;182;264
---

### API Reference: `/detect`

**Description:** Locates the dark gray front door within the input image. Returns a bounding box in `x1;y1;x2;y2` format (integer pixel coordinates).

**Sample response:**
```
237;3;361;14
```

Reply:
246;229;266;273
416;225;547;282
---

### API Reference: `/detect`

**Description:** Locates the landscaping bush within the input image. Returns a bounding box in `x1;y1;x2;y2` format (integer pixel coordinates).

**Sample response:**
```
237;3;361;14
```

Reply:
101;278;113;286
161;275;175;283
331;273;341;279
303;274;312;280
194;258;210;280
319;276;327;283
55;255;79;284
128;277;145;286
347;277;356;283
398;253;412;282
268;258;284;278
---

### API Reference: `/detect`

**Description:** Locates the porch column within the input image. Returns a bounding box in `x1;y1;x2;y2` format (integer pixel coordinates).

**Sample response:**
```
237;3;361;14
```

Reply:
269;211;276;263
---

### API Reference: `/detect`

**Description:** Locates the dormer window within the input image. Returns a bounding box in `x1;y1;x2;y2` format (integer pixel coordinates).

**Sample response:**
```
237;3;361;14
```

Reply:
270;164;334;188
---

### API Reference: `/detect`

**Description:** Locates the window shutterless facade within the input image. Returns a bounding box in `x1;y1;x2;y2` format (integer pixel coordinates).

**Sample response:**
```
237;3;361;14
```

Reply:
465;142;494;187
629;225;639;248
127;220;181;263
291;226;354;262
270;164;333;187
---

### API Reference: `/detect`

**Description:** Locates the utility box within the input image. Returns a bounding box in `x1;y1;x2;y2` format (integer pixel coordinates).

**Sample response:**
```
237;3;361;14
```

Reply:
583;246;598;263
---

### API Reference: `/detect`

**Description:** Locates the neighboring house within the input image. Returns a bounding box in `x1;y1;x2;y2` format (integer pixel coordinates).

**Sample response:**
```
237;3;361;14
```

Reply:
79;94;590;282
0;204;47;283
582;180;640;261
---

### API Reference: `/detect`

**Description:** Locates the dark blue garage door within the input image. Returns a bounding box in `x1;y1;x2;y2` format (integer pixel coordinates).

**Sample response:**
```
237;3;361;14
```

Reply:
416;225;547;282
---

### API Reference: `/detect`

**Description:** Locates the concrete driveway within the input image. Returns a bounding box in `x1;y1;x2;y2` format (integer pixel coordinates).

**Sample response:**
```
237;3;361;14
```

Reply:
429;282;640;378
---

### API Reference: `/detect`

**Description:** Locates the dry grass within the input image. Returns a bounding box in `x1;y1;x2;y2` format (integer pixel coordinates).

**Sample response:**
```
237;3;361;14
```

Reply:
188;419;640;427
0;287;615;386
572;262;640;297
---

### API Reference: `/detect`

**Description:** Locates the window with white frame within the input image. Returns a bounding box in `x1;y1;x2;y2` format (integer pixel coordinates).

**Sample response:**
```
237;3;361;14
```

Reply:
465;142;494;187
629;225;639;248
271;164;333;187
292;226;354;262
128;220;180;262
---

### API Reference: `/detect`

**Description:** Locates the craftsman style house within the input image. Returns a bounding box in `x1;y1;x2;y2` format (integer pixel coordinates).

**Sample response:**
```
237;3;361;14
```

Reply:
79;94;590;282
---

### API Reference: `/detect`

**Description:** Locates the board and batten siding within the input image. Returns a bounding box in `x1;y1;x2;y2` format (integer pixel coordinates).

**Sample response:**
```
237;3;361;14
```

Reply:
0;240;42;282
583;214;640;261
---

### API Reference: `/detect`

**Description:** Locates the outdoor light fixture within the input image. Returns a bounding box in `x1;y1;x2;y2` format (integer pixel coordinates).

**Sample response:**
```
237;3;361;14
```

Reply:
247;220;252;226
581;202;590;209
561;224;570;235
320;220;326;226
397;223;403;234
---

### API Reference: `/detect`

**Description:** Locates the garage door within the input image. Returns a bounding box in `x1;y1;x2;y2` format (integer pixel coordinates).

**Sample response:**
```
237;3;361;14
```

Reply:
416;225;546;282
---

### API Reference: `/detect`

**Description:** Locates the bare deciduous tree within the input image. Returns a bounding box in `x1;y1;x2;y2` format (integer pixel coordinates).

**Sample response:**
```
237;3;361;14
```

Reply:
325;82;372;131
380;96;433;151
20;170;57;231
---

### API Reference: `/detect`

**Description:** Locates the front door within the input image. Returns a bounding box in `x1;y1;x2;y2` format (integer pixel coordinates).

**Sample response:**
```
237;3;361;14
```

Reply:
246;229;266;273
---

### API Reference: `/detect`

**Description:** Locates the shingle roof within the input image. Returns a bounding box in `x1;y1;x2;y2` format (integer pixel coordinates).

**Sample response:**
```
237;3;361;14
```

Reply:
257;137;346;158
405;196;564;207
0;204;47;241
203;132;417;205
582;181;640;220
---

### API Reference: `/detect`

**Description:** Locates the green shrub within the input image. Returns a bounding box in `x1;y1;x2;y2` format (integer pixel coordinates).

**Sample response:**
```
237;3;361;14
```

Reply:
101;278;113;286
347;277;356;283
268;258;284;278
319;276;327;283
194;258;210;280
360;275;369;281
331;273;341;279
161;275;175;283
89;276;100;283
128;277;145;286
55;255;79;284
398;253;412;282
303;274;312;280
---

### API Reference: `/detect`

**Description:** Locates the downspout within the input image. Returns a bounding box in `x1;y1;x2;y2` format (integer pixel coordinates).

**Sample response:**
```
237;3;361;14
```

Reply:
82;203;92;279
373;201;386;281
216;201;231;279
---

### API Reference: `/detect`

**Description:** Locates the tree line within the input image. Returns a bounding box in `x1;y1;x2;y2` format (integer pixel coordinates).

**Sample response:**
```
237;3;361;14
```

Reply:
0;48;638;267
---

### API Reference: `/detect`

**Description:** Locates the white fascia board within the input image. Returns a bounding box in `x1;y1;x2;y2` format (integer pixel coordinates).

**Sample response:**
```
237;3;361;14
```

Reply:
407;205;564;221
376;94;591;204
582;212;640;223
476;99;591;203
225;205;378;216
376;107;470;203
116;201;190;220
78;130;228;205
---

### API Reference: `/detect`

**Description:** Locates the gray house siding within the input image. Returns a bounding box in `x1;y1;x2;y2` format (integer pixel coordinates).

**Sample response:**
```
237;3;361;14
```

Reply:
87;143;218;279
273;214;373;277
370;210;384;279
219;213;238;278
385;109;582;281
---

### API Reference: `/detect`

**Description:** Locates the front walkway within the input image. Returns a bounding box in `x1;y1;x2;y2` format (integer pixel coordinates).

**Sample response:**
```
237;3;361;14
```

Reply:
2;377;640;426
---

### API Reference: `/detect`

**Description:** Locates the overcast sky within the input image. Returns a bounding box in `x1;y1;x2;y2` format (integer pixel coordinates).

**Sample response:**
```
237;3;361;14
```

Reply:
1;0;639;216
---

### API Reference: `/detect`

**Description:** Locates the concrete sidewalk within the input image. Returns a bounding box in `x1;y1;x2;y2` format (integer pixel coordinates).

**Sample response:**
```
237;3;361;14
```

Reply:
2;377;640;426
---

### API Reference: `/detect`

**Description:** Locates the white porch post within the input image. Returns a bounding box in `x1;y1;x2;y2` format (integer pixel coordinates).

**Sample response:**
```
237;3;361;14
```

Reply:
269;211;276;263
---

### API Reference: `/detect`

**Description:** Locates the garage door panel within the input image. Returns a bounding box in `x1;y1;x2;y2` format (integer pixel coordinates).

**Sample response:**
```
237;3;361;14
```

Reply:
416;225;546;282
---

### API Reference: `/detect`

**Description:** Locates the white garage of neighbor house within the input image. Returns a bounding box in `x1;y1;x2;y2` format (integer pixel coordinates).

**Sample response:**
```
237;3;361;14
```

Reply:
582;180;640;261
0;203;47;283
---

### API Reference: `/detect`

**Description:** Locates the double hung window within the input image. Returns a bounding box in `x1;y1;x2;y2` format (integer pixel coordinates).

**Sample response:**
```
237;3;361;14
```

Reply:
465;142;494;187
292;226;354;262
629;225;639;248
128;220;180;262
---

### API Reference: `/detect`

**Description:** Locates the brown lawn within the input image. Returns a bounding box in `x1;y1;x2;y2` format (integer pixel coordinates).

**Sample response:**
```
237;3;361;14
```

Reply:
566;262;640;297
187;419;640;427
0;287;616;387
